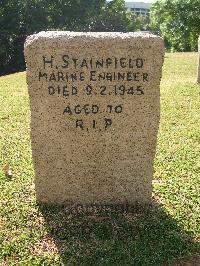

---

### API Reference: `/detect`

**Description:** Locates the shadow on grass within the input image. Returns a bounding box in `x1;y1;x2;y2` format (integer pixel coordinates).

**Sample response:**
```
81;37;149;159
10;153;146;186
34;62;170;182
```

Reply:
39;202;198;266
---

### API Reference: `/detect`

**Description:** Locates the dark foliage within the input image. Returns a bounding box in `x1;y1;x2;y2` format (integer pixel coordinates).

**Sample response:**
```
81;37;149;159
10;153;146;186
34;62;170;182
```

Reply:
0;0;131;75
151;0;200;52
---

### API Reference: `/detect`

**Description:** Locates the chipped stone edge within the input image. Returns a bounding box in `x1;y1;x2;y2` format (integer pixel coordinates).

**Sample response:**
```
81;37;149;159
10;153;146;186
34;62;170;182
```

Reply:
24;31;164;51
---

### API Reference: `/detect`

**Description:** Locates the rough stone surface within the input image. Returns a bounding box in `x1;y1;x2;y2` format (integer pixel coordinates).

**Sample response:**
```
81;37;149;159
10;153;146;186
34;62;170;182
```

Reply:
197;36;200;83
24;31;164;205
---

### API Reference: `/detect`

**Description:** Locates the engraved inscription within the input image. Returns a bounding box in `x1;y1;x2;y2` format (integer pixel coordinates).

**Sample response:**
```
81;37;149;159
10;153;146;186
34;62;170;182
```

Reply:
38;55;149;131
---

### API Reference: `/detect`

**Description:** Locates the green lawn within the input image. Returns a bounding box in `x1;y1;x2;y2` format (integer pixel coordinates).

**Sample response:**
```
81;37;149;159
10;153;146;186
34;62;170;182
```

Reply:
0;53;200;265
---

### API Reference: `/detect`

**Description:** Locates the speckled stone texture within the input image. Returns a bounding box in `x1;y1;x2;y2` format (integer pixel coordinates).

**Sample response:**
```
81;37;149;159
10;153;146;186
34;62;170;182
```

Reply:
197;36;200;83
24;31;164;205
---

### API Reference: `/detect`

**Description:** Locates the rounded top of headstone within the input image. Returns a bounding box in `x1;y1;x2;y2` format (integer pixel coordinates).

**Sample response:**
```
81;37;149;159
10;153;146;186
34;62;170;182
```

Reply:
24;31;163;50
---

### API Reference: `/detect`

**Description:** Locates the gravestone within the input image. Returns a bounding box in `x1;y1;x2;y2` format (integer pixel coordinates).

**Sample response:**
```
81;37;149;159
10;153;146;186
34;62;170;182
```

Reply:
24;31;164;205
197;36;200;83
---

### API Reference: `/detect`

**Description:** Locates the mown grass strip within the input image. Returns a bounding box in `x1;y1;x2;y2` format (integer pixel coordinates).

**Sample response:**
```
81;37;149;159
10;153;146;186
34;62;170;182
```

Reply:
0;53;199;265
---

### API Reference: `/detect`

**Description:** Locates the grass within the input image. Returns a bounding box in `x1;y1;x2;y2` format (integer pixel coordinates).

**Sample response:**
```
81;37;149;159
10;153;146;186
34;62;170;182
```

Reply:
0;52;200;265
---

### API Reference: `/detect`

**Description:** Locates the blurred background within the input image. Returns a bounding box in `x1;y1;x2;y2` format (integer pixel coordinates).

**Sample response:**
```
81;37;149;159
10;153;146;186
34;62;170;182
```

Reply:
0;0;199;76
